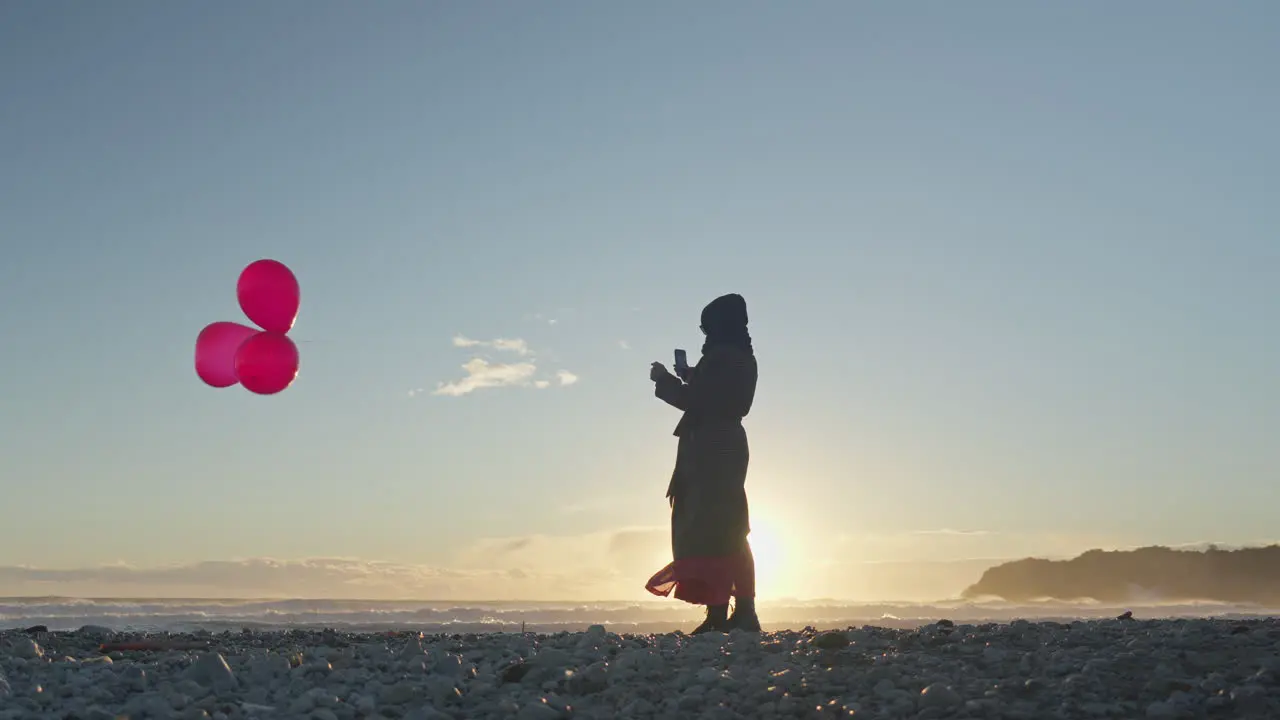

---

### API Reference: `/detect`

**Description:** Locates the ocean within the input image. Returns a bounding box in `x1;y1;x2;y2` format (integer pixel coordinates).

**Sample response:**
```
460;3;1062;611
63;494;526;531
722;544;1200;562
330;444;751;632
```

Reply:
4;597;1277;634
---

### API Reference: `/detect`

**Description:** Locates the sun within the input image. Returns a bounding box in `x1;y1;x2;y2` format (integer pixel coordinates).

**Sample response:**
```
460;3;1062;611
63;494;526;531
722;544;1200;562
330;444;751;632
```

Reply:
747;518;797;599
749;525;782;578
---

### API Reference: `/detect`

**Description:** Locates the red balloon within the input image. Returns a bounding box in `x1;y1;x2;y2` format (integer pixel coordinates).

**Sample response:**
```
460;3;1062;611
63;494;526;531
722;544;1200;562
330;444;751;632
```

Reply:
234;332;300;395
195;321;259;388
237;259;300;334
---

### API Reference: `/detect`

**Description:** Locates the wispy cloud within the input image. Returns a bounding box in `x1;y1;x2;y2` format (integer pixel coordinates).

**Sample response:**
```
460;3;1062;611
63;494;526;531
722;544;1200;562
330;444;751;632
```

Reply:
837;529;1143;567
457;527;668;580
16;533;1260;604
24;526;1229;604
0;557;628;601
433;358;538;397
0;529;673;601
617;340;631;350
452;335;530;356
560;495;643;515
0;558;490;599
423;336;578;397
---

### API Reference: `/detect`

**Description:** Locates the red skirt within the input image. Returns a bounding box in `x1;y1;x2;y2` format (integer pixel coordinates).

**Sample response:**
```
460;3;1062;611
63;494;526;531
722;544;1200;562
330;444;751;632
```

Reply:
645;551;755;606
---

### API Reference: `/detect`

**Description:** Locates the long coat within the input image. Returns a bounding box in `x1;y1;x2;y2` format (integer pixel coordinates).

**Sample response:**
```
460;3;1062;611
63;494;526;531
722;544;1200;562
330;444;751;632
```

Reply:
654;344;758;560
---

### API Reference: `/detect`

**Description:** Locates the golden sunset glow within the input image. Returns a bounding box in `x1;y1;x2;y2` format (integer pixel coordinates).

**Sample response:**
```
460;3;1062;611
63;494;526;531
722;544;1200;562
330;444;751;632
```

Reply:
748;517;801;600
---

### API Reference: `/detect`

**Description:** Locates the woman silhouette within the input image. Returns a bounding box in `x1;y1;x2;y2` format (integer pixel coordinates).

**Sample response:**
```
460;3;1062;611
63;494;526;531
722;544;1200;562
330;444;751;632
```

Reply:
645;293;760;633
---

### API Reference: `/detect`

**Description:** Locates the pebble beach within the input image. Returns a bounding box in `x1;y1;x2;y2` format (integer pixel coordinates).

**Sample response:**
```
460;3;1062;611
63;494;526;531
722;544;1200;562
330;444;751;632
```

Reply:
3;618;1280;719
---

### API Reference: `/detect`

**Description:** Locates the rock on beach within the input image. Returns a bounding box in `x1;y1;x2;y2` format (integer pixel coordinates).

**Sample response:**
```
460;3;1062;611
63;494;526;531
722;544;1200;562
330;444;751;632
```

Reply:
3;618;1280;718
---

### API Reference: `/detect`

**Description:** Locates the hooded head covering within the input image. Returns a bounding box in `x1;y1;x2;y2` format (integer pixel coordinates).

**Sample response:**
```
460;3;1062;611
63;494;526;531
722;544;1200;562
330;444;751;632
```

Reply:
700;293;752;355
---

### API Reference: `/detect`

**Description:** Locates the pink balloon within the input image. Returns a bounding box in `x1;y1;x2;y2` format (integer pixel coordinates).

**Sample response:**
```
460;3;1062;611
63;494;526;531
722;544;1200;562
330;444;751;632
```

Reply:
195;321;259;388
237;259;300;334
234;332;300;395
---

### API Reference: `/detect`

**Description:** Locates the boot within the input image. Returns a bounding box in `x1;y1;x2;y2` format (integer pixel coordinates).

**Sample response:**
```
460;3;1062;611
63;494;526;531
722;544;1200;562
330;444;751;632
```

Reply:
727;596;761;632
691;604;729;635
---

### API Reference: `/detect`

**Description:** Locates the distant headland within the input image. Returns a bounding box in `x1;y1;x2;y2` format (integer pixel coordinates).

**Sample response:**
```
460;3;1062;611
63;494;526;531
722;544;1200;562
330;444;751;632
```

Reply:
963;545;1280;604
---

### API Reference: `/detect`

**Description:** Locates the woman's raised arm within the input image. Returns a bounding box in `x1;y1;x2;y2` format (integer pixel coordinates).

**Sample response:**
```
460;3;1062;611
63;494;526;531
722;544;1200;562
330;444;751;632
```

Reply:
654;350;738;412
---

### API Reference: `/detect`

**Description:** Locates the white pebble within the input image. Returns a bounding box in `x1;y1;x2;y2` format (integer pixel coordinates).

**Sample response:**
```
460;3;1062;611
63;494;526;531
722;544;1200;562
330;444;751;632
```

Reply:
0;619;1278;718
185;653;237;691
7;638;43;660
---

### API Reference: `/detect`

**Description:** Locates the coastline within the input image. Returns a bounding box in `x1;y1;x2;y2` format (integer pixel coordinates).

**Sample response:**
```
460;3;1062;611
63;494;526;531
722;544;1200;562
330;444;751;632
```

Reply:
5;595;1280;634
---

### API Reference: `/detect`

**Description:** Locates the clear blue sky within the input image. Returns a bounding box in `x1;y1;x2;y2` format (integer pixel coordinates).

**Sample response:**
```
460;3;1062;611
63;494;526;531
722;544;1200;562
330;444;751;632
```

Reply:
1;1;1276;600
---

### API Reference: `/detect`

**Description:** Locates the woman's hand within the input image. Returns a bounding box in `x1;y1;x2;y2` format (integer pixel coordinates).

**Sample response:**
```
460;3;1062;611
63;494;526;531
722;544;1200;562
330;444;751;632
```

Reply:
650;362;672;382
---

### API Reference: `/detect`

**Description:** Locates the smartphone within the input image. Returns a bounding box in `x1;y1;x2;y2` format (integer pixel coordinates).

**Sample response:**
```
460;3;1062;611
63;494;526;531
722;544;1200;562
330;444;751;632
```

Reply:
674;349;689;375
